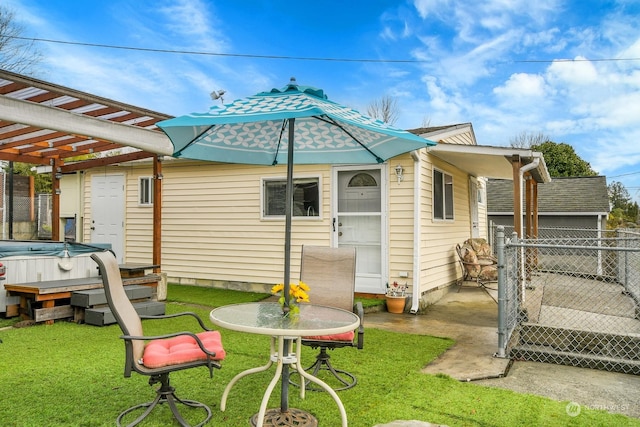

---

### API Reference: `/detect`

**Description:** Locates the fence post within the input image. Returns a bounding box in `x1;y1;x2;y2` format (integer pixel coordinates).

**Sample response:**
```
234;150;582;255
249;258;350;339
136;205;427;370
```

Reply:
496;225;506;358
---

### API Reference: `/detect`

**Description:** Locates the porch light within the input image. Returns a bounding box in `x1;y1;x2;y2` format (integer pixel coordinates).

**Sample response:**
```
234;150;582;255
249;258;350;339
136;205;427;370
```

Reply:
395;165;404;184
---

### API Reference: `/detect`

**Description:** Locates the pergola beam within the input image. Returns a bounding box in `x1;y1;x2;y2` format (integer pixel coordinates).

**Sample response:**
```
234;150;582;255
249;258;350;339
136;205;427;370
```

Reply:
0;96;173;156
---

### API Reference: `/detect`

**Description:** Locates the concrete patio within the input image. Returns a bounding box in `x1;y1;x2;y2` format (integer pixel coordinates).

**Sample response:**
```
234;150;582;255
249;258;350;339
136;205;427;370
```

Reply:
365;282;640;419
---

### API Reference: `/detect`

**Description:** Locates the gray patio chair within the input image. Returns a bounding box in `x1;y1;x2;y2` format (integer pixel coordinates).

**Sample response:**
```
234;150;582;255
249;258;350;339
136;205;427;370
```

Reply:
296;245;363;391
91;251;226;427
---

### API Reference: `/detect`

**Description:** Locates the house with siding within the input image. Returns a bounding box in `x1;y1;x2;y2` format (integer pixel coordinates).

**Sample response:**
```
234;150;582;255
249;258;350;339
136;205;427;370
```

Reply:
0;69;553;312
77;123;550;312
487;176;610;236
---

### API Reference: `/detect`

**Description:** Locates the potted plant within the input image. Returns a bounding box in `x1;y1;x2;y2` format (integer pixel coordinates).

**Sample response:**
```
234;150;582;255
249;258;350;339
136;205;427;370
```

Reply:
385;281;408;314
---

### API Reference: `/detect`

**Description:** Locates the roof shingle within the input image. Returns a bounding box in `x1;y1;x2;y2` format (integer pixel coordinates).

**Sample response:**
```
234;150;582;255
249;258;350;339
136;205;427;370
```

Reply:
487;176;610;213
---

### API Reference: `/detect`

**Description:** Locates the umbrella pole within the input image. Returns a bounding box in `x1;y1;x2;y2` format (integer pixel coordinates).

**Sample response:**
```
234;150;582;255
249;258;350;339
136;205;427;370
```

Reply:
281;118;295;414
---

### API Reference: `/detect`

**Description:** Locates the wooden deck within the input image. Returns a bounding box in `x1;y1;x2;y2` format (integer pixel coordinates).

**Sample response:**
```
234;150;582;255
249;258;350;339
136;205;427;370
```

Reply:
5;264;160;324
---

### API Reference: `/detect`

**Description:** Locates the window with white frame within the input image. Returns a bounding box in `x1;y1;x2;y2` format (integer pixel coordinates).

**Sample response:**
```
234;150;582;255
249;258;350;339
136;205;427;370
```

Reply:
139;177;153;206
433;169;453;220
263;177;320;217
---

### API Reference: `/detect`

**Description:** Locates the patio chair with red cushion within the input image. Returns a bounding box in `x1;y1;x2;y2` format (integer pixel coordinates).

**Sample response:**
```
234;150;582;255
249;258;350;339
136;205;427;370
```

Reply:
91;251;226;427
296;246;363;391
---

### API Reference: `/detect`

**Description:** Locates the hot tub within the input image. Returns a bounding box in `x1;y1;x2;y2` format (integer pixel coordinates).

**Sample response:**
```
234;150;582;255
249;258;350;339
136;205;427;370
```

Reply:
0;240;111;315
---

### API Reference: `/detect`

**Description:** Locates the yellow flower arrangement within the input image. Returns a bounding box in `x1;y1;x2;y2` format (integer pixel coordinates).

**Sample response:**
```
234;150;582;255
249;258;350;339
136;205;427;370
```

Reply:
271;281;310;316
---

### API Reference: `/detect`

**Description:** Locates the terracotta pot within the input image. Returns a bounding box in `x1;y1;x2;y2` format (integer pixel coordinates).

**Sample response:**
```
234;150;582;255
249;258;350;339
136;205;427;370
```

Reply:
385;295;406;314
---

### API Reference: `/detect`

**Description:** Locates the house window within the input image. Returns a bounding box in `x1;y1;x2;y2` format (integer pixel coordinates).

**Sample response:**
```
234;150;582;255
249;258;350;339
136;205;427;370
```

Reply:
433;169;453;220
263;177;320;217
139;177;153;206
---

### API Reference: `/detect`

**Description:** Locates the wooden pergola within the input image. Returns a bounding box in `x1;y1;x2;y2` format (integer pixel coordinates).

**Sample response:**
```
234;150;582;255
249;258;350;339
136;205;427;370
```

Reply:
0;69;173;269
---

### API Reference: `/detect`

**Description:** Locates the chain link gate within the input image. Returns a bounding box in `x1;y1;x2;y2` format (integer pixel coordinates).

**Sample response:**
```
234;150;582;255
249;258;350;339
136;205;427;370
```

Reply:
496;226;640;374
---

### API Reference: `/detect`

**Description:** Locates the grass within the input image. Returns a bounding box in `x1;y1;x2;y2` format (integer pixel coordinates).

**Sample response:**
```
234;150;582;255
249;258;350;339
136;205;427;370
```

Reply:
0;285;638;426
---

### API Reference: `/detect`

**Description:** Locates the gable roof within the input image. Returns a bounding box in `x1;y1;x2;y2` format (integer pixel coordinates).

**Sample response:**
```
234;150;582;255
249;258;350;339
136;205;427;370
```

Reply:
487;176;610;214
408;123;476;145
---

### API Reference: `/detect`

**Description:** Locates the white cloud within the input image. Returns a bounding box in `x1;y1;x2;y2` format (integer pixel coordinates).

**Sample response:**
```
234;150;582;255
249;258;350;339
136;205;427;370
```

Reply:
590;128;640;174
412;0;450;20
493;73;547;98
546;57;599;85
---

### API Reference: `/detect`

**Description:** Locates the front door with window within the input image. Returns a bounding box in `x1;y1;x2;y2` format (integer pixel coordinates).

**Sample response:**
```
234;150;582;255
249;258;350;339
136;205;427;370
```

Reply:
333;167;387;294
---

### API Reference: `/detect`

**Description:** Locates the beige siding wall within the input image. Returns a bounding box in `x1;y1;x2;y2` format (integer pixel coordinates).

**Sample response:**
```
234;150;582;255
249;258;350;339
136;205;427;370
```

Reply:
124;165;155;261
79;136;487;304
85;160;334;287
388;154;416;289
387;145;485;303
81;171;92;245
417;151;473;296
443;132;475;145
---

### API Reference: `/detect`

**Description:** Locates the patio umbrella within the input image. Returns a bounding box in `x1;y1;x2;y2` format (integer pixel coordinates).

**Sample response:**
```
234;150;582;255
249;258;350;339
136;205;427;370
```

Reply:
157;78;435;421
158;77;435;306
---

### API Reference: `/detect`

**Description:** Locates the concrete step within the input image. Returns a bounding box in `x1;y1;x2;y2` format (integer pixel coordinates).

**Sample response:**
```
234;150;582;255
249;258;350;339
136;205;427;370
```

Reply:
510;343;640;375
85;301;165;326
518;323;640;360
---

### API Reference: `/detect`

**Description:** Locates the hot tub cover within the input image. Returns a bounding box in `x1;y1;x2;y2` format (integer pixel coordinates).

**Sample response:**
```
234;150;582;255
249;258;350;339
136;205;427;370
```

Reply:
0;241;112;258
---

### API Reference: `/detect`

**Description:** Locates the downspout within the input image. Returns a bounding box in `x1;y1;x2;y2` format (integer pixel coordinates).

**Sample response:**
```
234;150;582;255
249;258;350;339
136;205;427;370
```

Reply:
410;150;421;314
518;157;540;303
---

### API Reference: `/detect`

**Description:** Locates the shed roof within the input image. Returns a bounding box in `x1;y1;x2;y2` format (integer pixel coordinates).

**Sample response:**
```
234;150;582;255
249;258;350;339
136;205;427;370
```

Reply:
487;176;610;214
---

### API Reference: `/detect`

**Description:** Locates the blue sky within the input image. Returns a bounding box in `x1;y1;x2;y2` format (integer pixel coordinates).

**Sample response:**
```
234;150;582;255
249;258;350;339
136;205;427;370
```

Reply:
6;0;640;201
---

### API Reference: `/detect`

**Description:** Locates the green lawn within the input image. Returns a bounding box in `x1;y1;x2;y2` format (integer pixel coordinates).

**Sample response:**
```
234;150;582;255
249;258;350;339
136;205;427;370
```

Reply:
0;284;637;426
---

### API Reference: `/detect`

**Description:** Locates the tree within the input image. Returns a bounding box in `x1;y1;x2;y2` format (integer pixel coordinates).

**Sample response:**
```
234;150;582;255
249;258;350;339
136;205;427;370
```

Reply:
531;141;598;177
0;7;47;193
0;6;42;74
608;181;639;226
367;95;399;125
2;162;51;193
608;181;631;210
510;131;549;149
509;135;597;177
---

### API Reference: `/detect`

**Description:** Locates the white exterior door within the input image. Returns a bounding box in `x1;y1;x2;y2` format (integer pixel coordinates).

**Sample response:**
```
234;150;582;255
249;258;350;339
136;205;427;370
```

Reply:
333;166;387;294
91;174;125;262
470;178;479;238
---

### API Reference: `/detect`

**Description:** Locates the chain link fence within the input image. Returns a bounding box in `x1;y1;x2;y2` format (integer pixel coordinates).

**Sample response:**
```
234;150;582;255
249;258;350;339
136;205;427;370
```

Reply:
1;194;51;240
37;193;52;239
496;226;640;375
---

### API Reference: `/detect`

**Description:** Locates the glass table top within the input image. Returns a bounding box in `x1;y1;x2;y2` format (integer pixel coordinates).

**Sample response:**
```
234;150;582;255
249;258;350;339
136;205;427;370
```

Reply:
210;302;360;336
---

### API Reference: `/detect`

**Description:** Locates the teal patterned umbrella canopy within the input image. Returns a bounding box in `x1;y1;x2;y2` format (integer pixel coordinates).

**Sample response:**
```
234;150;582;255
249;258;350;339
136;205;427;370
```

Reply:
158;79;435;417
158;78;435;165
158;78;436;311
158;78;436;309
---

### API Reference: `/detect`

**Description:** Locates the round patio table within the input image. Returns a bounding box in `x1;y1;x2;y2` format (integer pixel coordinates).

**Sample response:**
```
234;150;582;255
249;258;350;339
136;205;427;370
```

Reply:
210;302;360;427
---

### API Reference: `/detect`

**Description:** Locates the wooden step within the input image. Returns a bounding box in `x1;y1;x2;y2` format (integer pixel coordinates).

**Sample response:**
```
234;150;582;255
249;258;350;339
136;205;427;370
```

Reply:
85;301;166;326
71;285;153;308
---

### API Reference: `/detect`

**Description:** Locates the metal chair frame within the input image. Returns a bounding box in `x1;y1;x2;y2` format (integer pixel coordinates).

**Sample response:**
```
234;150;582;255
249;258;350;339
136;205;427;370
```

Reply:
296;246;363;391
91;251;222;427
